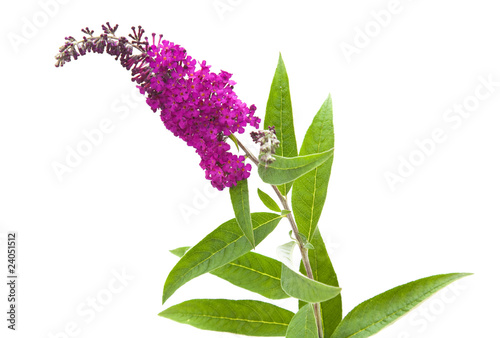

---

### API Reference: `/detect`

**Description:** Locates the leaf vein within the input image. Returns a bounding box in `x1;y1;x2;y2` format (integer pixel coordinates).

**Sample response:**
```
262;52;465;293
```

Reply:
227;262;281;281
187;313;289;326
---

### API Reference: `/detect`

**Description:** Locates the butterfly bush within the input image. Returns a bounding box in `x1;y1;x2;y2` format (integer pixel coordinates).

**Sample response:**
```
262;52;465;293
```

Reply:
56;24;260;190
55;23;472;338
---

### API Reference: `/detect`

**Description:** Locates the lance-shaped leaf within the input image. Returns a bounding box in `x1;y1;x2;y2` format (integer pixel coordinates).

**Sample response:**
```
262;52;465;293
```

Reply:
171;248;289;300
281;264;341;303
330;273;472;338
299;229;342;337
211;252;289;300
286;303;319;338
264;53;298;195
292;95;341;335
258;188;282;212
230;179;255;247
258;149;334;186
292;94;334;241
162;213;283;303
159;299;294;336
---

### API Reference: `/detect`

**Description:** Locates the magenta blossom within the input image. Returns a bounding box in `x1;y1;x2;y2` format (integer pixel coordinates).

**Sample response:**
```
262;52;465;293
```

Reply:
136;38;260;190
55;24;260;190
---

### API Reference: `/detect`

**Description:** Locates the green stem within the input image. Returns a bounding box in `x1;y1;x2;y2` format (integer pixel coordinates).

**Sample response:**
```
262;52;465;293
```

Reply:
236;137;324;338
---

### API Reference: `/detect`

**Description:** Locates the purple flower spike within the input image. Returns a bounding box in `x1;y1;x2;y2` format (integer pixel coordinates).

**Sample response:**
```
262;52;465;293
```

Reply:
55;24;260;190
134;39;260;190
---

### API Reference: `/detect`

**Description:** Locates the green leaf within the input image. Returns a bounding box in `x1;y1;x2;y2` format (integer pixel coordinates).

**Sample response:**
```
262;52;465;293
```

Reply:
228;133;240;151
258;188;282;212
170;248;289;300
292;95;341;335
292;94;334;241
299;230;342;337
159;299;294;336
281;264;341;303
258;149;334;186
330;273;472;338
264;53;298;196
230;179;255;248
169;246;190;257
162;213;283;304
296;232;310;246
286;303;319;338
213;252;290;300
281;210;291;216
304;242;315;250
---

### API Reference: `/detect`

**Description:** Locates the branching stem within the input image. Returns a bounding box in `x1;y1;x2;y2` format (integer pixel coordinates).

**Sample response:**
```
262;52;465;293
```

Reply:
236;136;324;338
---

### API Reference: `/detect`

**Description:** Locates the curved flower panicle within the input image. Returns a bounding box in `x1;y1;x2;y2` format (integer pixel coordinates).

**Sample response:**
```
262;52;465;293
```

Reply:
136;37;260;190
55;24;260;190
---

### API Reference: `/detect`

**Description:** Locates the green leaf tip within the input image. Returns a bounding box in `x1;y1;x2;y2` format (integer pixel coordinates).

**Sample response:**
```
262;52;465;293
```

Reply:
292;93;334;242
264;52;298;195
281;264;341;303
257;188;282;213
330;272;472;338
228;134;240;151
230;179;255;248
169;246;190;258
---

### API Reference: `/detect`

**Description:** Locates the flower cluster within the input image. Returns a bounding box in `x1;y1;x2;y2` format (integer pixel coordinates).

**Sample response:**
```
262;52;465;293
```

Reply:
251;126;280;166
55;24;260;190
136;38;260;190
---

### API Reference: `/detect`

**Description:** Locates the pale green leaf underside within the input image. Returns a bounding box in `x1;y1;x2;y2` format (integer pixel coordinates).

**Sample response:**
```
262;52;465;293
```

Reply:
258;148;334;186
281;264;341;303
162;213;283;303
230;179;255;247
286;303;319;338
330;273;472;338
159;299;294;336
258;188;282;213
264;53;297;196
276;241;296;268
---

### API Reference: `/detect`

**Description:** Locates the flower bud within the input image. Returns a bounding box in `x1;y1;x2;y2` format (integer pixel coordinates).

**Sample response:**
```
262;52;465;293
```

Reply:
250;127;280;166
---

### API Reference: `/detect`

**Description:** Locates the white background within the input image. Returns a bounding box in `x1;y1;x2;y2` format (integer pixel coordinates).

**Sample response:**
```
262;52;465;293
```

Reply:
1;0;499;337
